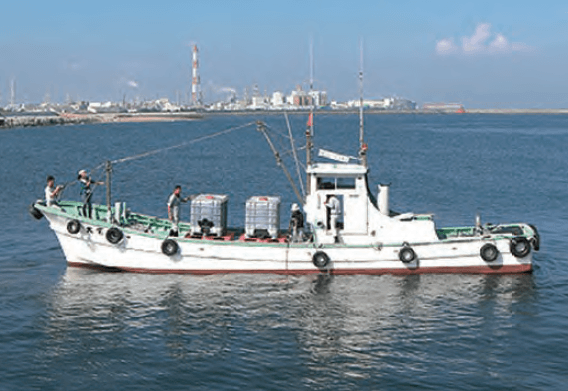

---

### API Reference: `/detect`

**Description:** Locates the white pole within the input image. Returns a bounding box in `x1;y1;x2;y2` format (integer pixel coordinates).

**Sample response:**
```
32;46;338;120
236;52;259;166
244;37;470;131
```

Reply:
358;39;367;167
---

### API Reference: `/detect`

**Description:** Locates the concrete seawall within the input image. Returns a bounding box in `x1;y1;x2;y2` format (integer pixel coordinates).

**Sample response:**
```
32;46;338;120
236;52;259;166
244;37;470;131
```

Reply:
0;114;103;128
206;108;568;116
464;108;568;114
0;112;204;129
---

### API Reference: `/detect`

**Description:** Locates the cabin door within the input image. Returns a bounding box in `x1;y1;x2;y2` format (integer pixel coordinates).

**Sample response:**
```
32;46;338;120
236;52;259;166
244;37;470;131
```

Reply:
343;192;368;234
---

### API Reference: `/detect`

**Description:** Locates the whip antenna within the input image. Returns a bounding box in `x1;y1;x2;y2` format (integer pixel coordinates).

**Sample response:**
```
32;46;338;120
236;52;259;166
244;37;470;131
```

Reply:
358;39;367;167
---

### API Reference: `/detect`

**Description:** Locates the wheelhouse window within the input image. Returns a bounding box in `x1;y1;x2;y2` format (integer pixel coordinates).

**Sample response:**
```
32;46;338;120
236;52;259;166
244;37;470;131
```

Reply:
317;177;356;190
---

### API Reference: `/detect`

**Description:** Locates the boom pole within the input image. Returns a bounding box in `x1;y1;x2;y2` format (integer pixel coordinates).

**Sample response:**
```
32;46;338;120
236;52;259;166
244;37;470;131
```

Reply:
285;112;305;198
257;121;304;205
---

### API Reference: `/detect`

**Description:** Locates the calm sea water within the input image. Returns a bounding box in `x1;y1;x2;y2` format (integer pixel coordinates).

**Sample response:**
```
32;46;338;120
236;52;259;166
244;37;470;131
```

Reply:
1;114;566;390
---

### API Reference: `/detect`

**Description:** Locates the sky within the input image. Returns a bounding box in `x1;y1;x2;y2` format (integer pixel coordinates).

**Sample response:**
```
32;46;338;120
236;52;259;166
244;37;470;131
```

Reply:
1;0;568;108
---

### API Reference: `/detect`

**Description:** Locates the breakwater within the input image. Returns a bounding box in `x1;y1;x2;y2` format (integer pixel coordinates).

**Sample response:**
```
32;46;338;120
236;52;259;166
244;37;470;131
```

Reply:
0;112;204;129
0;114;103;128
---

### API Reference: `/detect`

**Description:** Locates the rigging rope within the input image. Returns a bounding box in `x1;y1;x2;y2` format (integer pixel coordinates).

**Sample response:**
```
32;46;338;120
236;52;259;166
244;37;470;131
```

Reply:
49;119;308;201
92;121;257;170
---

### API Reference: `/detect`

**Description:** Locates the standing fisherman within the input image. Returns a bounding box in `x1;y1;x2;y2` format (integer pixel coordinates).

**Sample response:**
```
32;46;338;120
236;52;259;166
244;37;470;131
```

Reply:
289;203;305;242
78;169;104;218
325;194;341;243
167;185;191;236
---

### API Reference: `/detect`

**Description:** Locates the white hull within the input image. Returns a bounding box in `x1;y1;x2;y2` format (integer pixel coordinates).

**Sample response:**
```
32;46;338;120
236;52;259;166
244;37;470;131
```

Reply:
42;208;533;275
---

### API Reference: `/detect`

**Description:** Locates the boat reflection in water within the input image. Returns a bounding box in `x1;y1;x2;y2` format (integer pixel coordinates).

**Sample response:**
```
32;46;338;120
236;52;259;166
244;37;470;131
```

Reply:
41;267;536;384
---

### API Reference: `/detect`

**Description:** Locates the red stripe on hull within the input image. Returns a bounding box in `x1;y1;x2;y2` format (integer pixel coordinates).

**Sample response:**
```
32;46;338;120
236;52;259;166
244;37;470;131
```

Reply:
67;262;532;275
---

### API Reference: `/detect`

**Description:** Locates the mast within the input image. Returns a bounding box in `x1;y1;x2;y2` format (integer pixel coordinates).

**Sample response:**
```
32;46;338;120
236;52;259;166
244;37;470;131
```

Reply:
306;38;315;195
105;160;112;223
358;39;367;168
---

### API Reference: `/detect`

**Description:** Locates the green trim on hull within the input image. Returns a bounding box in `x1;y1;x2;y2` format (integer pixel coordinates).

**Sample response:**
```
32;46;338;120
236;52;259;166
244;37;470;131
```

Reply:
35;200;536;250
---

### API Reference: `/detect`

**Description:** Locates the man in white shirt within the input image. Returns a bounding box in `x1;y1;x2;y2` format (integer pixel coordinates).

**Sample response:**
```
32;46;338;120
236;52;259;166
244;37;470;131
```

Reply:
325;194;341;242
45;175;63;207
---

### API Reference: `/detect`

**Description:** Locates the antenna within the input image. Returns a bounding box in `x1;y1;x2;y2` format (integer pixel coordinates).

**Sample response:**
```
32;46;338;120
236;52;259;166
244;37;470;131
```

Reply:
309;38;314;94
309;37;314;136
306;38;315;165
358;39;367;167
305;38;315;194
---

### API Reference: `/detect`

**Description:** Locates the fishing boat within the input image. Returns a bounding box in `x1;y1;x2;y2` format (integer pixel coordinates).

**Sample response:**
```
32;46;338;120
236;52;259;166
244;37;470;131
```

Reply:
30;47;539;274
29;115;539;275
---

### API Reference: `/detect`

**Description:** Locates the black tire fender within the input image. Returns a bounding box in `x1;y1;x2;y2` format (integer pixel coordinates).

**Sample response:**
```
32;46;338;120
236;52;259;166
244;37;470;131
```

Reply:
510;237;531;258
312;251;330;268
162;239;179;256
106;227;124;244
529;224;540;251
399;246;416;263
480;243;499;262
67;219;81;234
29;204;44;220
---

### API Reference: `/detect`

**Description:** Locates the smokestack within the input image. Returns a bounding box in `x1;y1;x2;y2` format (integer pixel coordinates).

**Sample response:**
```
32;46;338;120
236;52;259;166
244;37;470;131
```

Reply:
10;79;15;108
192;45;201;106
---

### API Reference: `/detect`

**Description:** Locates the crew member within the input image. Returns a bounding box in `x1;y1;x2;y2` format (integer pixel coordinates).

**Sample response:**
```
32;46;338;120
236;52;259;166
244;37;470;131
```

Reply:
325;194;341;242
167;185;191;236
45;175;63;207
289;203;304;242
78;169;104;218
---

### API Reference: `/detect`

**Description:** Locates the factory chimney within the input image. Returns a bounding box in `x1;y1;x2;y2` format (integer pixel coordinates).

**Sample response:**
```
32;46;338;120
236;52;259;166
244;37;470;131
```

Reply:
192;45;202;106
10;78;16;109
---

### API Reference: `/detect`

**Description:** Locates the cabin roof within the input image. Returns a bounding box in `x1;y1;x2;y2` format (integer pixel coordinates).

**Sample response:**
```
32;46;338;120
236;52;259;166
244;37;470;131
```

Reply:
307;163;368;176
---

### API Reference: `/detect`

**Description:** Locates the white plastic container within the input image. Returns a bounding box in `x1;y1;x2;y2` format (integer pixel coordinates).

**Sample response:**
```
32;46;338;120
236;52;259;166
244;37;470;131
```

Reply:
190;194;228;236
245;196;281;239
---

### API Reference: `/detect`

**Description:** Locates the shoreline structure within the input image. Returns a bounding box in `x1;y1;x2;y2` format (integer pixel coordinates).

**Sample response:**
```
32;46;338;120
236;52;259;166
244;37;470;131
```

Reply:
0;112;205;129
2;108;568;129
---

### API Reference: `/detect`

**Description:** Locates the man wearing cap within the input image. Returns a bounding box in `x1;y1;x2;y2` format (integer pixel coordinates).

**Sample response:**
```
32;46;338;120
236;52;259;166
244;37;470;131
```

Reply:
167;185;191;236
78;169;104;218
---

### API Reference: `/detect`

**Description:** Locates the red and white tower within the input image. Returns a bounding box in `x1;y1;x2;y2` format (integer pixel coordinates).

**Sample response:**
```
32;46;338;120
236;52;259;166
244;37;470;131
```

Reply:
191;44;201;106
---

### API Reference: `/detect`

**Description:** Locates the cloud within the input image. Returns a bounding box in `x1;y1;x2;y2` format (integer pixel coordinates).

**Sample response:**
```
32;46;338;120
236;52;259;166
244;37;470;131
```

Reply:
435;38;458;55
436;23;532;56
117;77;139;89
462;23;492;53
489;34;508;51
